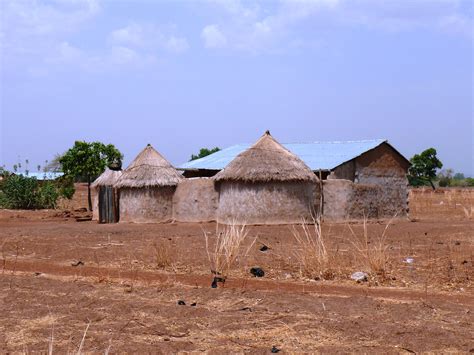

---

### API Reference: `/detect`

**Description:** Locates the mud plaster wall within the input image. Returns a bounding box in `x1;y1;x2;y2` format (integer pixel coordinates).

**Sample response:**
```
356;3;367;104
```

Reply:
119;186;175;223
173;178;218;222
217;181;318;225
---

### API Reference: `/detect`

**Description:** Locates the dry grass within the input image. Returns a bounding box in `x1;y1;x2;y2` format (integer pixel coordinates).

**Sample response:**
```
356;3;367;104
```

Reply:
347;217;394;279
292;216;337;280
204;221;255;280
152;241;172;269
461;205;473;219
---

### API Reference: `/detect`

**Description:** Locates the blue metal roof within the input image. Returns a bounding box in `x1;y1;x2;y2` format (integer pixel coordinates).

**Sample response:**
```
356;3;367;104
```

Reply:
179;139;387;171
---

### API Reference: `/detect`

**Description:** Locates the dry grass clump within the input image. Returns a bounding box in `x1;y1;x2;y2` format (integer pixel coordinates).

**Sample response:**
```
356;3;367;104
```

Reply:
347;217;393;279
292;216;337;280
204;221;255;280
152;241;172;269
461;205;473;219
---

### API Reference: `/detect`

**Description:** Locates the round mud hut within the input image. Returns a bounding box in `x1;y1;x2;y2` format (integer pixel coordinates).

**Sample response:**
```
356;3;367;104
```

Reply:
92;167;122;223
214;131;319;225
115;144;183;223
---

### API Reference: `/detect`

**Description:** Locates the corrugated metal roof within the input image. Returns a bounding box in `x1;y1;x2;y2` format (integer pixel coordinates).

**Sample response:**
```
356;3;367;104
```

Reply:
179;139;387;171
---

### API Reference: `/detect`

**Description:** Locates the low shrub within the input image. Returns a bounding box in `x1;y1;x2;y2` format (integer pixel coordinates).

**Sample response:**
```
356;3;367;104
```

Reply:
0;175;61;209
56;175;75;200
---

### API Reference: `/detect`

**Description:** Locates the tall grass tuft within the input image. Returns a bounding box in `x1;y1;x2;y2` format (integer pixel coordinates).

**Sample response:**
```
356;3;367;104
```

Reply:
347;217;394;279
152;241;172;269
204;221;255;280
292;215;336;280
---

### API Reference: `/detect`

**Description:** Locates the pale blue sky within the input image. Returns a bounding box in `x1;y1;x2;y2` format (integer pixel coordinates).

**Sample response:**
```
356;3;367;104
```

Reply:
1;0;473;175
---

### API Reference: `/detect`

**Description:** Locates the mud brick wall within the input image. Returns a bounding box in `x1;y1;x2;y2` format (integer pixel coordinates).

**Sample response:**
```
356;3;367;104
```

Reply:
323;180;406;221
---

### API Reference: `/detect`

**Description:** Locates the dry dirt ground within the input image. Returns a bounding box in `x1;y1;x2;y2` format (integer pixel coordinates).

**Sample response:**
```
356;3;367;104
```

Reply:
0;185;473;353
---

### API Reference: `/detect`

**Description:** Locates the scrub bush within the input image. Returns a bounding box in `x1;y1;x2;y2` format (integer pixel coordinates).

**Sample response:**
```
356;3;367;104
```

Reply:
0;175;61;209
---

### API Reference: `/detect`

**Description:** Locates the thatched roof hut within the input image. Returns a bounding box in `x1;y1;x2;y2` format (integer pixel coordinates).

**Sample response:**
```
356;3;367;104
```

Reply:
92;168;122;223
115;144;183;223
214;131;320;225
214;131;317;183
92;168;122;189
115;144;183;189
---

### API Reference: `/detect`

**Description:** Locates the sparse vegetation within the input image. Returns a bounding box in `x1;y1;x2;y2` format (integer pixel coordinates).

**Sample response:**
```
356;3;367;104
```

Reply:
204;222;255;281
347;217;393;280
153;241;172;269
292;216;337;280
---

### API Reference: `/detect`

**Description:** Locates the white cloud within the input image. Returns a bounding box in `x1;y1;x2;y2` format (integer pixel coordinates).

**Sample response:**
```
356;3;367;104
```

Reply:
2;1;189;76
201;25;228;48
201;0;473;52
165;36;190;53
109;23;189;53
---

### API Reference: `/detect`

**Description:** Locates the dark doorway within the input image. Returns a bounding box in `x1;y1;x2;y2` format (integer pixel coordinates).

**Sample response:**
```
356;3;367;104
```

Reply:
98;186;119;223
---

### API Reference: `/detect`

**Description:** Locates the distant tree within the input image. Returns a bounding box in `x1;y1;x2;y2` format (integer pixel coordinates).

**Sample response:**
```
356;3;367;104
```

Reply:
190;147;221;161
437;169;453;187
408;148;443;190
44;154;63;172
59;141;123;211
453;172;465;180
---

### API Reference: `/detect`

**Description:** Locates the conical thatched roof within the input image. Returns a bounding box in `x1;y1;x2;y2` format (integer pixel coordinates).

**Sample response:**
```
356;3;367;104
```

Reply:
91;168;122;189
214;131;318;183
115;144;183;188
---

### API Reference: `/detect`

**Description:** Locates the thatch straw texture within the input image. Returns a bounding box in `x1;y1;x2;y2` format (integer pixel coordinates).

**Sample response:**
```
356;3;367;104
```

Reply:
214;131;318;183
91;168;122;189
115;144;183;188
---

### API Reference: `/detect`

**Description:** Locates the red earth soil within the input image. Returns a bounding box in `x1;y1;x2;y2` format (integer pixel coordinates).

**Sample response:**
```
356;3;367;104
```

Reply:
0;184;473;353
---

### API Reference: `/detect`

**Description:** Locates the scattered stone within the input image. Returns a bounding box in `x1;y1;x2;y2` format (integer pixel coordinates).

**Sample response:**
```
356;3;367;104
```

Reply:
34;272;42;276
74;208;88;213
404;257;414;264
462;260;468;265
271;346;281;353
71;260;84;267
250;267;265;278
240;307;252;312
177;300;186;306
454;241;461;246
191;302;197;307
259;245;269;252
351;271;368;282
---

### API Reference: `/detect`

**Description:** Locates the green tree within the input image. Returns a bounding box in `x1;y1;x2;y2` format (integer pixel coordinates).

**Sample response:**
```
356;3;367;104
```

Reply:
59;141;123;211
453;172;465;180
190;147;221;161
408;148;443;190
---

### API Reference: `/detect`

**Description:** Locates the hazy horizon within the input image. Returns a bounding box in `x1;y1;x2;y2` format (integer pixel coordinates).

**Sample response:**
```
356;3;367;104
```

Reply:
1;0;473;176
